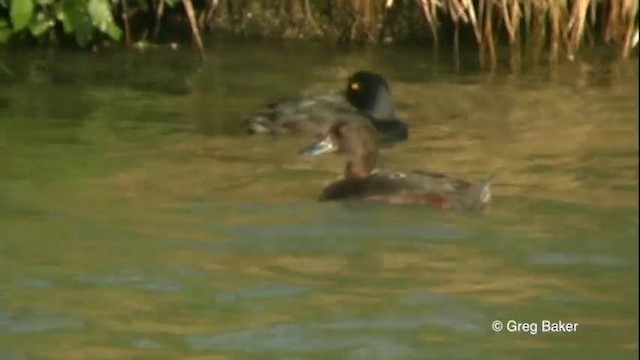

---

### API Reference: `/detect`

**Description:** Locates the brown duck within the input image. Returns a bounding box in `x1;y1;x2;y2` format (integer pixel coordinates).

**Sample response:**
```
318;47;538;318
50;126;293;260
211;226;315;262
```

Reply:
299;119;496;211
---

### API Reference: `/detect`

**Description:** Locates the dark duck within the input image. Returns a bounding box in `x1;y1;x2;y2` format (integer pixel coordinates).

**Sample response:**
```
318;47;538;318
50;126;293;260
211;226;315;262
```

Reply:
246;71;408;142
299;119;496;211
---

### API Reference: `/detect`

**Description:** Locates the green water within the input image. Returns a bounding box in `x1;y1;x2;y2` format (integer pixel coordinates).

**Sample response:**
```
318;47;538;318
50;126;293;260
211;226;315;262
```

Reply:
0;43;638;359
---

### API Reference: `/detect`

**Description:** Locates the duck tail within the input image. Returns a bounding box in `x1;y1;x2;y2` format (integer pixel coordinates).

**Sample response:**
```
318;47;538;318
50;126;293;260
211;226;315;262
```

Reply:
461;164;503;211
246;113;274;135
483;164;503;185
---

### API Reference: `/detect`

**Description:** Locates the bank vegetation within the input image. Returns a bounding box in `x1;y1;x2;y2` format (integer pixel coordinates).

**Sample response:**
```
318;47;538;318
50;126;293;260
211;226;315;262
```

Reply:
1;0;638;63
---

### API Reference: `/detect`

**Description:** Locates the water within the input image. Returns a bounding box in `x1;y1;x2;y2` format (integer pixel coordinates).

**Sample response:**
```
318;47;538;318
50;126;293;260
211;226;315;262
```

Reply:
0;43;638;359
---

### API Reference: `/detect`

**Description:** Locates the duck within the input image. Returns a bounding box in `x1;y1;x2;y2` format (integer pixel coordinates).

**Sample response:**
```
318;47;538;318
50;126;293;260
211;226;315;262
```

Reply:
246;71;408;142
298;118;495;211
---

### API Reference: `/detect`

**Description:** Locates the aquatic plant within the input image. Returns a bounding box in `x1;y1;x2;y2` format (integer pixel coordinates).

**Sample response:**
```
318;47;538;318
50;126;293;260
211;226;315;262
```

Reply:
0;0;637;62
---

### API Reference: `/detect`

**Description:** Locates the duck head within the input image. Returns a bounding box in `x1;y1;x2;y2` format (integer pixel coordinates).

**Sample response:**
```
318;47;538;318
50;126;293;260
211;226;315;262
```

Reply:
345;71;396;120
300;119;379;179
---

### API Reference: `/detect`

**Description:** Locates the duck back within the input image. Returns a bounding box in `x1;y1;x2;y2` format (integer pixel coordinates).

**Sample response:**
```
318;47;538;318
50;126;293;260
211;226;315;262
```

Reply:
321;169;492;211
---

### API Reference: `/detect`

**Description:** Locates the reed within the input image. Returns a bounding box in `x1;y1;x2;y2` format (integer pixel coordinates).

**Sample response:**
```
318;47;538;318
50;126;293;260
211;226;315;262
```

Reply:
196;0;637;62
2;0;635;61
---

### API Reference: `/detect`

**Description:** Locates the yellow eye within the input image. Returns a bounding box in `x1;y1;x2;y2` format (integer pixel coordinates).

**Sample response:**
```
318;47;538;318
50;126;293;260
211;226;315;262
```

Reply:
349;82;360;91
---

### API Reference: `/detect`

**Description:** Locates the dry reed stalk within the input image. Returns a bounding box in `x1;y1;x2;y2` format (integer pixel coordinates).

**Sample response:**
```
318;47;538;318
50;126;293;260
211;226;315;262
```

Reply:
566;0;590;59
589;0;597;30
446;0;466;23
548;1;564;61
182;0;206;60
454;20;461;68
443;0;461;66
500;0;517;44
530;2;547;62
302;0;318;31
508;0;522;71
483;0;497;68
121;0;132;45
604;0;620;43
448;0;482;43
198;0;220;31
153;0;165;40
621;0;639;57
358;0;375;41
446;0;462;59
407;0;636;64
497;0;522;70
509;0;521;40
476;0;486;56
462;0;482;43
417;0;440;45
171;0;637;61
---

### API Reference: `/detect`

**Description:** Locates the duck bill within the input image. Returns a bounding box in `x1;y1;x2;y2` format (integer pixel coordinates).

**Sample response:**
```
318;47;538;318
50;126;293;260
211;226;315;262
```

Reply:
299;136;337;156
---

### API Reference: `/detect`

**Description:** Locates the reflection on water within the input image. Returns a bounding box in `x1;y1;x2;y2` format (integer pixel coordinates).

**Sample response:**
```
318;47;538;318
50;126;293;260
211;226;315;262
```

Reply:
0;43;638;359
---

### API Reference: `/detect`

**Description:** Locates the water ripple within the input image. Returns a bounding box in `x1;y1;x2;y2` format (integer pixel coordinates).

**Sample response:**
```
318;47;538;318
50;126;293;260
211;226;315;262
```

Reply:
214;283;310;302
529;253;630;267
14;278;53;289
73;269;185;293
0;312;86;334
318;314;483;333
186;323;415;357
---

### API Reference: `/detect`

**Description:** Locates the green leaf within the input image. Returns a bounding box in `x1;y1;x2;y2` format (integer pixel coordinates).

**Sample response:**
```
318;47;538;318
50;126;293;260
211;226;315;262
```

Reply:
10;0;34;31
0;19;11;43
88;0;121;40
88;0;111;31
29;12;53;36
56;0;86;34
74;17;94;45
104;21;121;40
164;0;180;7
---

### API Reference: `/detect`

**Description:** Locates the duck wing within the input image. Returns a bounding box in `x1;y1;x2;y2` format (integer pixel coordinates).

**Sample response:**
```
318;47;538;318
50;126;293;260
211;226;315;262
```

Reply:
368;170;471;195
272;96;355;136
369;118;409;142
399;170;494;210
320;170;463;201
249;92;408;143
406;170;473;191
248;92;352;136
267;92;348;116
320;169;492;211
